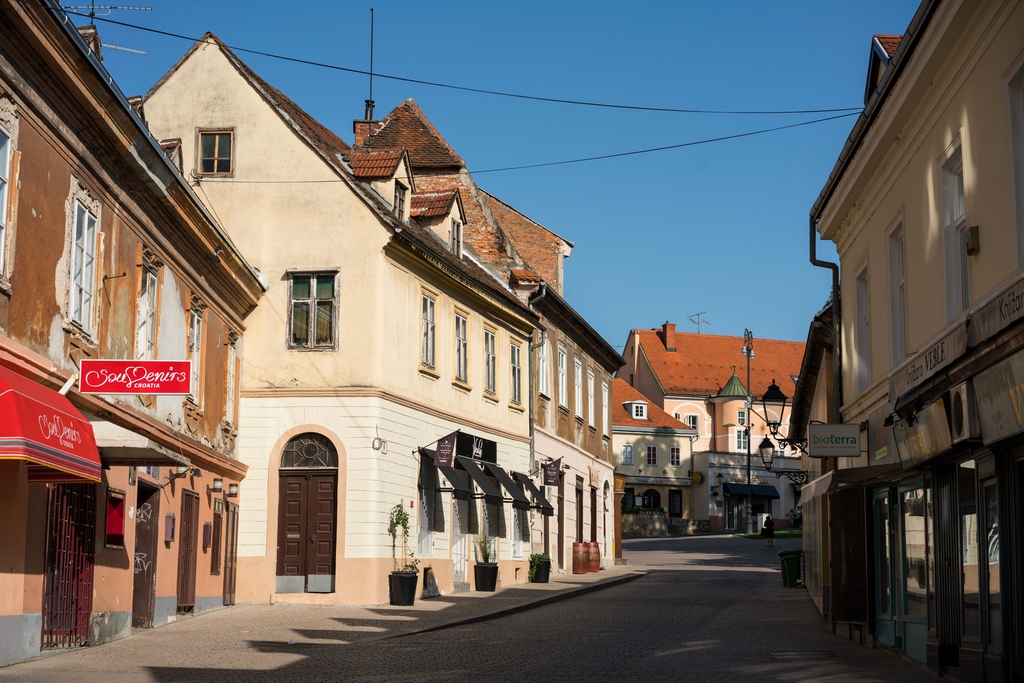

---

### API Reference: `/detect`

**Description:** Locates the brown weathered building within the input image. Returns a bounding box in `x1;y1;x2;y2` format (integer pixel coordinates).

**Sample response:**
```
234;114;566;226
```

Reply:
0;0;263;665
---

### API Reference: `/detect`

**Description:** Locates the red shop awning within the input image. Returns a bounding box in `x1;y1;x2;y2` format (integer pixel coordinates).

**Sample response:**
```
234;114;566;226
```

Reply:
0;366;101;483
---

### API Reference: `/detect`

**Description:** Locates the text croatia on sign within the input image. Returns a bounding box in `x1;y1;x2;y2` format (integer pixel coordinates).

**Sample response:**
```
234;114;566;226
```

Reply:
79;360;191;395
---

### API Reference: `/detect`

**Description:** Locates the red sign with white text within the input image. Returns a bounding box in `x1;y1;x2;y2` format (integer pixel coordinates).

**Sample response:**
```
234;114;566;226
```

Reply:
79;360;192;395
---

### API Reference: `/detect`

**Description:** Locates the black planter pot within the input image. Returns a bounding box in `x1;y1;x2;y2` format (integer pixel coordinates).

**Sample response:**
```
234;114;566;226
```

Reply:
531;559;551;584
389;571;418;606
474;562;499;592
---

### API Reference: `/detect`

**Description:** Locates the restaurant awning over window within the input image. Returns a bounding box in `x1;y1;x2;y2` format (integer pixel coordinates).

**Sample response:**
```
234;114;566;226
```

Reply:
0;366;101;483
420;448;471;500
456;456;504;506
512;471;554;516
480;461;532;510
722;482;780;499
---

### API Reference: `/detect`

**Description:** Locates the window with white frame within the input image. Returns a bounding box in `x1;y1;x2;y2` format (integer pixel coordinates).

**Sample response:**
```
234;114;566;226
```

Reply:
856;266;871;393
510;342;522;405
684;414;699;433
943;148;969;320
574;357;583;415
621;443;634;465
646;445;657;466
538;338;550;396
632;403;647;419
0;125;9;273
188;307;203;403
289;273;335;348
736;427;748;452
484;328;497;395
454;312;469;383
670;446;681;467
421;293;436;368
394;183;407;220
889;223;906;363
225;337;238;425
602;381;610;436
512;506;524;559
737;409;746;426
135;267;158;360
449;218;462;257
587;370;595;426
71;202;98;331
557;345;567;407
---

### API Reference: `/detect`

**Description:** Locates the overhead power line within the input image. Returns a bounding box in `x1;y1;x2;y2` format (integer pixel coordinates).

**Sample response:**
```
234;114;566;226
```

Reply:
57;7;863;116
470;112;861;174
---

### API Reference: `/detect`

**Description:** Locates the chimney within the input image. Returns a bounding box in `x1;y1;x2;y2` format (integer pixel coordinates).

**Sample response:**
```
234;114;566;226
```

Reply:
77;24;103;63
353;105;381;147
663;321;676;352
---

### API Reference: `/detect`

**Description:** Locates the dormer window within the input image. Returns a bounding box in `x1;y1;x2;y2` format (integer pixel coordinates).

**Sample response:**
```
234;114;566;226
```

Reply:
450;218;462;257
394;183;407;220
626;402;647;419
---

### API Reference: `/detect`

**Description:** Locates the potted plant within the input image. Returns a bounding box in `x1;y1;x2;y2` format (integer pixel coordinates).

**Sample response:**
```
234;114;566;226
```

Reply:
473;533;499;592
529;552;551;583
387;503;419;606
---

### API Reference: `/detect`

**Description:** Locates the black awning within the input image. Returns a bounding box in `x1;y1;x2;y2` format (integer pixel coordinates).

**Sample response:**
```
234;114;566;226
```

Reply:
512;471;554;516
481;462;532;510
456;456;504;506
722;483;780;499
419;449;472;500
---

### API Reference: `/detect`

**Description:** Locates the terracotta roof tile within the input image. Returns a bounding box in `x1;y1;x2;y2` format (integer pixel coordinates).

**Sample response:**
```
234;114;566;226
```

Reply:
410;189;459;217
874;34;902;60
359;99;464;169
632;329;804;399
347;148;405;179
612;379;689;430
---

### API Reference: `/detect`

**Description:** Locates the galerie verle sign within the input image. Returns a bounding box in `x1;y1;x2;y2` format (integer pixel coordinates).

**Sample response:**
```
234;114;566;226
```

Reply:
79;360;191;395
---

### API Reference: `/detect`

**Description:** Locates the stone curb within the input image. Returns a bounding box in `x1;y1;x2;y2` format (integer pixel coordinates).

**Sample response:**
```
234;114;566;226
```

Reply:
373;571;649;642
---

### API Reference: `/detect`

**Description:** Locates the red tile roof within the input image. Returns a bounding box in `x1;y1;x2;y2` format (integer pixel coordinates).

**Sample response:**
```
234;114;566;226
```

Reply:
612;379;689;430
874;34;902;60
359;99;464;169
347;148;405;179
480;190;570;294
410;189;459;217
633;328;804;399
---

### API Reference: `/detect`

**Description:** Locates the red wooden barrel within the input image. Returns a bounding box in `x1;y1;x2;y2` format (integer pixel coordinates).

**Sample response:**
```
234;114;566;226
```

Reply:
586;542;599;572
572;542;587;574
592;542;602;571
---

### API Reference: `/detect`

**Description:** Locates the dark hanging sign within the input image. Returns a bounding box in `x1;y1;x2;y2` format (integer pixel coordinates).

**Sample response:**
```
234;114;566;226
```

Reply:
543;458;561;487
893;398;952;469
434;430;459;468
974;348;1024;445
456;431;497;463
868;402;897;465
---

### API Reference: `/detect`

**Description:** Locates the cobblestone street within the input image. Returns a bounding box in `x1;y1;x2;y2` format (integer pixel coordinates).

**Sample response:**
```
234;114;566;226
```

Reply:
0;535;939;682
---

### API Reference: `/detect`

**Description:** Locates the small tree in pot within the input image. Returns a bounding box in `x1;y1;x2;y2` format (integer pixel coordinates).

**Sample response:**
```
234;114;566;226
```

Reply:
474;533;499;591
529;552;551;583
388;503;419;605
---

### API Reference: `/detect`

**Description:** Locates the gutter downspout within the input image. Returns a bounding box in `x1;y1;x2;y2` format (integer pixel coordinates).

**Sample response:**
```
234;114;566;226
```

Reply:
809;217;842;424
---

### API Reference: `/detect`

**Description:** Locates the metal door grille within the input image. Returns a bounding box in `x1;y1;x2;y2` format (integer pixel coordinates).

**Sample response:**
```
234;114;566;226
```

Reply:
177;491;199;613
223;502;238;606
42;483;97;648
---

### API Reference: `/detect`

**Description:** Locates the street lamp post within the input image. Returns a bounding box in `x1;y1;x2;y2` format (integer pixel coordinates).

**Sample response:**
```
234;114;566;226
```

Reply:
741;330;754;535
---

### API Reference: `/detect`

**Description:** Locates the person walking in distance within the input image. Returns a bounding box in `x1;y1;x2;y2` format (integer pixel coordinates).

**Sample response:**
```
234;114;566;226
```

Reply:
763;515;776;547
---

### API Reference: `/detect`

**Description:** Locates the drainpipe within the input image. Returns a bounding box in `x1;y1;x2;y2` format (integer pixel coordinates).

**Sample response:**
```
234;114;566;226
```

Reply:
809;216;842;424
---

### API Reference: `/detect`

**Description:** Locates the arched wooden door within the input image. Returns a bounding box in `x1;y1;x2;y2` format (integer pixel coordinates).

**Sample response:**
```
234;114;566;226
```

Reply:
276;433;338;594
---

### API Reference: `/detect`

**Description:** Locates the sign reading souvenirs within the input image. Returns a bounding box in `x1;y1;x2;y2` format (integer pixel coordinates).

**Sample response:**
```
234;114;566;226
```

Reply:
807;423;861;458
456;431;497;463
433;430;458;468
893;399;952;468
888;322;967;400
973;348;1024;444
543;458;561;486
79;360;191;395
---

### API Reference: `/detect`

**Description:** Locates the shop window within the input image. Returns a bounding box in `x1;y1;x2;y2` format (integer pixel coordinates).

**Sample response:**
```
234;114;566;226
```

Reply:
105;489;126;548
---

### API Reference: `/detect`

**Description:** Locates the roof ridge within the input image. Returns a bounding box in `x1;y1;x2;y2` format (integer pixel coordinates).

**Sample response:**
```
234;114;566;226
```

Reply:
401;98;465;166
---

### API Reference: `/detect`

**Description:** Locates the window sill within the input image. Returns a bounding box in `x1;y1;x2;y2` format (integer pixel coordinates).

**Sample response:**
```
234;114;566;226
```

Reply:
452;379;472;392
419;365;440;379
287;345;338;353
588;424;597;432
558;404;570;414
538;390;551;401
575;415;586;425
509;401;525;413
483;391;500;403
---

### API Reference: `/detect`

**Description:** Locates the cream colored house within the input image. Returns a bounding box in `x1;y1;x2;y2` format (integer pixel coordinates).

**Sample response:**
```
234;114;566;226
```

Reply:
143;35;538;604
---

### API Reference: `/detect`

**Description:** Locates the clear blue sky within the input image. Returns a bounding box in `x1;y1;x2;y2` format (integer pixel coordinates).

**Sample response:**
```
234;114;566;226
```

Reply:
81;1;919;349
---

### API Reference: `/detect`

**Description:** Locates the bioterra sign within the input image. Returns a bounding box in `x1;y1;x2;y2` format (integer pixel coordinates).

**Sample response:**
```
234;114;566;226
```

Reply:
807;423;861;458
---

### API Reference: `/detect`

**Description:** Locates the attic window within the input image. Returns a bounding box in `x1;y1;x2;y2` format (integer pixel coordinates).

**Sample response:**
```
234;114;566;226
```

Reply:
394;183;407;220
632;403;647;419
450;218;462;257
198;131;233;175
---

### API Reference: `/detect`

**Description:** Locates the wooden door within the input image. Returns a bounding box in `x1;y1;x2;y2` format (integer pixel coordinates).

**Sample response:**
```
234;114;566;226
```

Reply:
277;472;336;592
132;484;160;628
176;491;199;613
223;502;239;606
590;487;598;542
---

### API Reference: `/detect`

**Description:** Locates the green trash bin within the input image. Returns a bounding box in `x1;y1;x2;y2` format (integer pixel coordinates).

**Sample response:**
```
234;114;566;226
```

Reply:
778;549;802;587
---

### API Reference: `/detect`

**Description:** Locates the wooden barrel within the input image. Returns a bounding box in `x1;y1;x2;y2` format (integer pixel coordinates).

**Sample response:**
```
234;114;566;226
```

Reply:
572;542;587;574
592;542;602;571
586;542;599;572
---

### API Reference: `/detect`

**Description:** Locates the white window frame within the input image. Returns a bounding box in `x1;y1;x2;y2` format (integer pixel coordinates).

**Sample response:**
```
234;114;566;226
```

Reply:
602;381;610;436
538;338;551;397
0;124;9;274
587;370;595;426
225;338;238;426
574;357;583;416
510;342;522;405
942;142;968;321
484;328;497;395
394;182;407;220
135;266;158;360
670;446;681;467
646;445;657;466
684;414;699;433
288;272;336;349
888;221;906;363
454;312;469;383
856;265;871;393
735;427;748;453
632;403;647;419
71;201;98;331
421;293;436;369
737;409;747;426
557;345;567;407
621;443;634;465
188;307;203;404
450;218;462;257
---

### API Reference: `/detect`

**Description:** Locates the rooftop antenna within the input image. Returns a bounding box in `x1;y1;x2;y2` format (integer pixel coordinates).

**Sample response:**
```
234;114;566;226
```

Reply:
364;8;375;121
64;0;151;55
688;311;710;334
